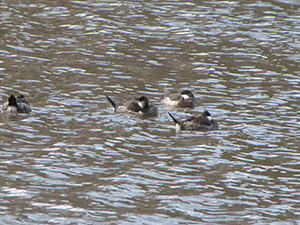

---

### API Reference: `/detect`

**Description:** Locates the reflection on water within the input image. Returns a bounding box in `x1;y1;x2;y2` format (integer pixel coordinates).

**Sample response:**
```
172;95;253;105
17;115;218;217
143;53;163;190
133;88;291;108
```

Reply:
0;0;300;224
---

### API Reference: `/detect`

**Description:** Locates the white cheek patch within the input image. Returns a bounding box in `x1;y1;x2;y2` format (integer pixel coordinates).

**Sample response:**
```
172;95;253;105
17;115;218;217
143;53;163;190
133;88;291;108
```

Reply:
207;116;212;121
181;94;190;100
138;101;144;108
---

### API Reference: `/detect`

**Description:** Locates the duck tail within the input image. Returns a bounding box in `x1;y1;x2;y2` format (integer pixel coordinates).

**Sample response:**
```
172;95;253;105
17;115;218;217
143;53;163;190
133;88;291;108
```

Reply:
168;112;182;132
8;95;18;107
105;95;117;112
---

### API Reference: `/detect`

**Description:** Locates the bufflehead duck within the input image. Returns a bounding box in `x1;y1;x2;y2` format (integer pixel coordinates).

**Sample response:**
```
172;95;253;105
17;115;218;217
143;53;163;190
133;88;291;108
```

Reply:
1;94;32;114
163;89;196;108
106;95;158;117
168;110;218;132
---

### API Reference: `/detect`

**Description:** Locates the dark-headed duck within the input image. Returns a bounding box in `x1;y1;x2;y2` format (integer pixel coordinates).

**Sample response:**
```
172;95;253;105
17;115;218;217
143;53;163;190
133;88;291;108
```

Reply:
106;95;158;117
1;94;32;114
163;89;196;108
168;110;218;132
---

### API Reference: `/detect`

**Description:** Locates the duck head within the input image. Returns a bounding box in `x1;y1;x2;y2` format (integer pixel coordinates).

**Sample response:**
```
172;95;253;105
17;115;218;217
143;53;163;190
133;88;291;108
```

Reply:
181;90;195;100
137;96;149;109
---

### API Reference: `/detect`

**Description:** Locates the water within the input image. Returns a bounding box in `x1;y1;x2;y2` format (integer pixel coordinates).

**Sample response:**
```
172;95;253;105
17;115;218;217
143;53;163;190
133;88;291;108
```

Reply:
0;0;300;224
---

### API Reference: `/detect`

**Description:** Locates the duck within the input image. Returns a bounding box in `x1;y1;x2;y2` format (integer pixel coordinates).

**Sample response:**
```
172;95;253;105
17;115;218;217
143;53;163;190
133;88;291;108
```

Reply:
163;89;196;108
1;94;32;114
168;110;218;132
106;95;158;117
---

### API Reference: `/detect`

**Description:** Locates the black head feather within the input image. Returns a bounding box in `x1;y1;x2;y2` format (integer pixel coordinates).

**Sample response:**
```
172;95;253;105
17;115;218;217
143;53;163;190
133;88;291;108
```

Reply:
8;95;18;107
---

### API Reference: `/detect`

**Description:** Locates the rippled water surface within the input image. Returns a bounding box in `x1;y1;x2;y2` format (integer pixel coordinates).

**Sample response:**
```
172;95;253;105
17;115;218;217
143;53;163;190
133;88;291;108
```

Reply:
0;0;300;224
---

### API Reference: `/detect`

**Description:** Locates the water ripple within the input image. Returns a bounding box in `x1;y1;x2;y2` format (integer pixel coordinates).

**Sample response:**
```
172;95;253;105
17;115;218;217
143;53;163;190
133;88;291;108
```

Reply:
0;0;299;224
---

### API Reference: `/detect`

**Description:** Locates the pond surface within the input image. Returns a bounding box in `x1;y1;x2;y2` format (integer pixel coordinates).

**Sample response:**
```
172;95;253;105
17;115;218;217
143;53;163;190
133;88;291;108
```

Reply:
0;0;300;224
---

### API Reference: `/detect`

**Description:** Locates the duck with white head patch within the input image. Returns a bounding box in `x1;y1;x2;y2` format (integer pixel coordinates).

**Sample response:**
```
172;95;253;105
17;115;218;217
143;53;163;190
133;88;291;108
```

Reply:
1;94;32;114
168;110;218;133
106;95;158;118
163;89;196;108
